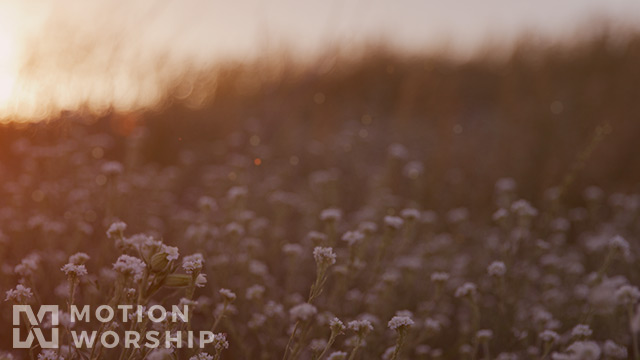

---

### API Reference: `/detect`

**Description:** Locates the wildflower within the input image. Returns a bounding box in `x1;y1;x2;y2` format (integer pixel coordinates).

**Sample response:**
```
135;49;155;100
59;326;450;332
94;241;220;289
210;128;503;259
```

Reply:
195;274;207;288
341;231;365;246
125;234;158;248
495;178;517;193
198;196;218;212
225;222;244;237
246;285;265;301
151;244;179;271
487;261;506;277
219;289;237;302
248;313;267;329
189;354;213;360
358;221;378;234
15;254;40;277
395;310;413;318
0;351;16;360
14;263;36;278
282;243;303;257
43;311;72;329
227;186;248;201
388;315;414;331
533;308;558;330
101;161;123;176
347;319;373;337
603;340;628;359
430;272;450;283
61;263;88;278
382;346;396;360
384;216;404;230
307;231;329;245
539;330;559;343
214;303;237;317
615;284;640;306
264;301;285;317
179;297;197;308
424;318;442;333
68;252;90;265
570;324;592;338
320;208;342;222
113;255;146;282
346;319;373;360
5;284;33;303
327;351;347;360
492;208;509;222
400;208;421;220
608;235;631;258
106;221;127;239
289;303;317;322
476;329;493;341
455;282;477;299
212;333;229;352
182;253;204;274
313;247;337;268
37;350;61;360
511;199;538;217
330;317;346;334
566;341;601;360
160;245;180;261
313;317;346;360
382;269;401;284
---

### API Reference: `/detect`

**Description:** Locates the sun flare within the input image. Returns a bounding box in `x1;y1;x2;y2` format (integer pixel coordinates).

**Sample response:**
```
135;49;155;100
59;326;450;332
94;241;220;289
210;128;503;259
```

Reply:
0;12;18;114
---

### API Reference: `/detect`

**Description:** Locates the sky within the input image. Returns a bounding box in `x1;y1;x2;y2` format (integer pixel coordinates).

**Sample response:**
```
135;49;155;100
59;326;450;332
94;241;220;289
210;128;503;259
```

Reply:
0;0;639;121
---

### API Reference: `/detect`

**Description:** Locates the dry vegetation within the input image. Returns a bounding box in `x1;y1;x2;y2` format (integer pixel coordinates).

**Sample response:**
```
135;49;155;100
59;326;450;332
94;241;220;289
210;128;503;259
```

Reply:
0;32;640;359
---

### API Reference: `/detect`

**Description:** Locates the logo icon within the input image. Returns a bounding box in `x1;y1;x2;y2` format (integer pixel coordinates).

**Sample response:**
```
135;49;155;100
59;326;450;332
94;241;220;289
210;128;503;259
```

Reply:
13;305;59;349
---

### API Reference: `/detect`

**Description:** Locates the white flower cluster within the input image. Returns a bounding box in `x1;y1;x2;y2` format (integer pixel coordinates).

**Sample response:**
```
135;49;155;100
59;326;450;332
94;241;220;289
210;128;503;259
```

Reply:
113;255;146;282
313;246;337;267
387;315;414;331
289;303;318;322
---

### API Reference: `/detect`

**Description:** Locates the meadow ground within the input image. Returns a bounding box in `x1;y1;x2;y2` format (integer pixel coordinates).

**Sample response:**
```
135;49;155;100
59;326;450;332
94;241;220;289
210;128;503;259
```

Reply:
1;33;640;360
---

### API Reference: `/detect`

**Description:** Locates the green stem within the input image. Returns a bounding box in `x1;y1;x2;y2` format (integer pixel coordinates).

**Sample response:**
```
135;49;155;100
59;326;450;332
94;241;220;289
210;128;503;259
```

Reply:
282;321;301;360
347;337;362;360
390;331;406;360
316;334;337;360
628;304;639;360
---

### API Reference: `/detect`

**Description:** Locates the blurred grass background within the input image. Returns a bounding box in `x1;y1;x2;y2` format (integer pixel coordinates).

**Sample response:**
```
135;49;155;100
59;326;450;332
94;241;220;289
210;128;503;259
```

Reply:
0;31;638;211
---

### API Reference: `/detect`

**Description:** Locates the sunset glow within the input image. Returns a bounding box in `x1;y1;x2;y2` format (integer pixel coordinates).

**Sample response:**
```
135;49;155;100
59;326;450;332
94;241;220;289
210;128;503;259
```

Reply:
2;0;640;358
0;0;639;122
0;10;18;114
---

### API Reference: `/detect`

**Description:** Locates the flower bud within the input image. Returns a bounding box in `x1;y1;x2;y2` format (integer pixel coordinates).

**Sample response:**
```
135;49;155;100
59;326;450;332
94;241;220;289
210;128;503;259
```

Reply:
164;274;192;288
150;252;170;272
